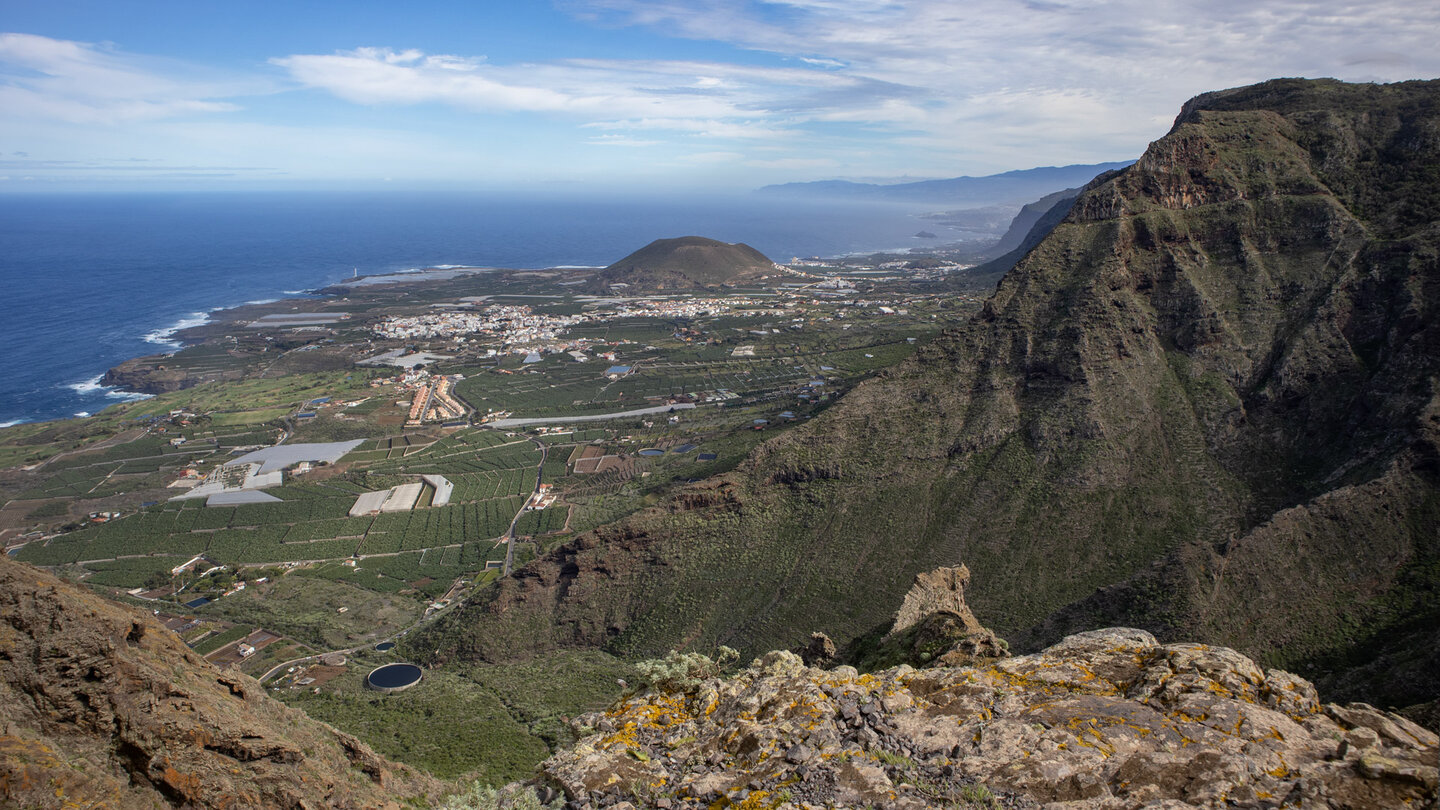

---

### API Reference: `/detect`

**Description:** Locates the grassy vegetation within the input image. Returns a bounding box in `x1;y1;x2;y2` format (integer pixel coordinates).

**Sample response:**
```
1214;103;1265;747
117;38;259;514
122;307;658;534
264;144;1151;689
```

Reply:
189;575;425;649
276;647;629;783
0;261;980;786
280;658;550;782
192;623;253;655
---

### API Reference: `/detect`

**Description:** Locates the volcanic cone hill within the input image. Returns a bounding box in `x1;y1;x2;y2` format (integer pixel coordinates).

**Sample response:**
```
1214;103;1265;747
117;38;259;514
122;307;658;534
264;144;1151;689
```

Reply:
0;556;440;810
413;78;1440;716
590;236;776;291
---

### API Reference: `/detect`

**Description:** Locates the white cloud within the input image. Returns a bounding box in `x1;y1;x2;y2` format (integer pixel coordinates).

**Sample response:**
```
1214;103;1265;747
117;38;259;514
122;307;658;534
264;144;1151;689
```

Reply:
587;135;663;146
559;0;1440;173
678;151;745;164
272;47;897;130
10;0;1440;189
744;156;838;169
0;33;256;124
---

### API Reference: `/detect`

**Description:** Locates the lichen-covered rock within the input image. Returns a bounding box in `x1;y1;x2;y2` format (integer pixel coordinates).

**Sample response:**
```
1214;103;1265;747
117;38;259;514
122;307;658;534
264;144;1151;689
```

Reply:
542;629;1438;809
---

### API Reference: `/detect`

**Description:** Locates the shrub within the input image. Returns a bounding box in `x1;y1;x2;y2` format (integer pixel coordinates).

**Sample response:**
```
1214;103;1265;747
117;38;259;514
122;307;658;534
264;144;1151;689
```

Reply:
634;646;739;693
436;783;560;810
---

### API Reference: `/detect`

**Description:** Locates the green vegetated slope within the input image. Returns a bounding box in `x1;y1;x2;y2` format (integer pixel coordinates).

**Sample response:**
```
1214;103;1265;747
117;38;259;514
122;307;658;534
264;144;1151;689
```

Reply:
413;79;1439;711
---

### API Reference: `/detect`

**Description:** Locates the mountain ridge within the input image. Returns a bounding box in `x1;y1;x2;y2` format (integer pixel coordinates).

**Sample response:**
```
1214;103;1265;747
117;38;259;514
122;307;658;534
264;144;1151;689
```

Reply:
413;78;1440;718
758;161;1134;205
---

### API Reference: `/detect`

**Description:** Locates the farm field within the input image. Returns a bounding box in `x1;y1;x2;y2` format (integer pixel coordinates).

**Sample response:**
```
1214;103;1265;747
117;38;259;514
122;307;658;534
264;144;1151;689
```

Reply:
0;254;988;788
1;264;974;688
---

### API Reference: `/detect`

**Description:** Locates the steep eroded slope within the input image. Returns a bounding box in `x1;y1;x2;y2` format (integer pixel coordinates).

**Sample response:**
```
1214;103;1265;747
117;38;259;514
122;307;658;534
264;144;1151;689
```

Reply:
416;79;1440;712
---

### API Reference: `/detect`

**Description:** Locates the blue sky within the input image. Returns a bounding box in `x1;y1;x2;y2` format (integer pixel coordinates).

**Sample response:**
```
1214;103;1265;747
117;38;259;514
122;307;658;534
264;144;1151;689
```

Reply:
2;0;1437;192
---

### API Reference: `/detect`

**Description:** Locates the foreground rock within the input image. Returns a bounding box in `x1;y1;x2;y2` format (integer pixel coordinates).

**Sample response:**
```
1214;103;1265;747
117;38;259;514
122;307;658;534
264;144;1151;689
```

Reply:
543;629;1437;809
0;557;440;809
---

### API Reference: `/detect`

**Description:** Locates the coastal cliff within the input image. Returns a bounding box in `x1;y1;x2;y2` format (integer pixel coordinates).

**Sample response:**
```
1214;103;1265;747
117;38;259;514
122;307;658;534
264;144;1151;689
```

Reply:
101;353;246;395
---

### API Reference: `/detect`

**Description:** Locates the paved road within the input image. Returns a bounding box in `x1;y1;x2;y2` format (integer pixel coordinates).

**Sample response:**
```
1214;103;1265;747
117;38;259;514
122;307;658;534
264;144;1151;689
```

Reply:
503;435;548;576
486;402;696;427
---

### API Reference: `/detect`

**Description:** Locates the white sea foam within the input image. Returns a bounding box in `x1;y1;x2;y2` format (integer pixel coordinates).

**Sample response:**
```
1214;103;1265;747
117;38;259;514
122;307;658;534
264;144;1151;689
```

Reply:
75;411;90;418
143;311;212;349
0;419;26;428
67;374;107;394
244;298;279;306
65;374;152;404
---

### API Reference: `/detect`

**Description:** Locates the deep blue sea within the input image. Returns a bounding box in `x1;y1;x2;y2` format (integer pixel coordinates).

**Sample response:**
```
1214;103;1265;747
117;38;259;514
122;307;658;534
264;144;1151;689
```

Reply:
0;191;939;426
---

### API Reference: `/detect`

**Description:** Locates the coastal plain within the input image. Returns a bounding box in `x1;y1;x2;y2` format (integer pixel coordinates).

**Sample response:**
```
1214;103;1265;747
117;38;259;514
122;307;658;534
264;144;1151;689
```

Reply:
0;249;983;779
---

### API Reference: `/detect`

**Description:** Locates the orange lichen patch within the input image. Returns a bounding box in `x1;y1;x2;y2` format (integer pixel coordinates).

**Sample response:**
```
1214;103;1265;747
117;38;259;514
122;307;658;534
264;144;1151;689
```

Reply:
989;660;1122;699
733;789;772;809
600;722;642;750
1267;752;1293;779
1202;680;1237;699
1063;717;1118;757
599;694;694;750
157;762;203;802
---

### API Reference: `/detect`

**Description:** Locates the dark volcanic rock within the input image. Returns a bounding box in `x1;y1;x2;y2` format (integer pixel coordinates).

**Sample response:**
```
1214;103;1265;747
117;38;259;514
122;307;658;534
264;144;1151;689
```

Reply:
102;354;245;395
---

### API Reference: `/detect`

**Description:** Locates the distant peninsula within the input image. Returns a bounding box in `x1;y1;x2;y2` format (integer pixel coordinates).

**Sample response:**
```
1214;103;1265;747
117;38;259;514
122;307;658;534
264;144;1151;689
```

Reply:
758;161;1133;205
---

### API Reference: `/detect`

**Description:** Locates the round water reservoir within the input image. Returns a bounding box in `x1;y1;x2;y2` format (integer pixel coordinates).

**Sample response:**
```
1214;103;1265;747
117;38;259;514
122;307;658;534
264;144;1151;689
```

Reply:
366;663;423;693
638;448;665;456
374;641;395;652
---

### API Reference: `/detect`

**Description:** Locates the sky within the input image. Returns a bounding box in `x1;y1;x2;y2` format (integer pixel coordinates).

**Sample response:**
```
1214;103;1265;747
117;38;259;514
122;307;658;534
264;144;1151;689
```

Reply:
2;0;1437;192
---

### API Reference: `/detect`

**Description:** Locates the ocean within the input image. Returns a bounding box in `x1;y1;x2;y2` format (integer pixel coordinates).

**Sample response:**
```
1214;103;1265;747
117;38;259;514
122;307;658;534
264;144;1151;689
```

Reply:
0;191;941;426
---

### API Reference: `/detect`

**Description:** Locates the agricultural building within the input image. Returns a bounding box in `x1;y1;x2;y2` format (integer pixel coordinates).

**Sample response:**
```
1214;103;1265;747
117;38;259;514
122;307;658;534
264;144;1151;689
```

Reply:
421;474;453;506
381;483;424;512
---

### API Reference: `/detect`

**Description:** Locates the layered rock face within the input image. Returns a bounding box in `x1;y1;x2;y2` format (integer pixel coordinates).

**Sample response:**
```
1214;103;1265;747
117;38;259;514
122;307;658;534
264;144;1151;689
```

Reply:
889;565;985;636
416;79;1440;713
543;630;1438;809
0;557;439;810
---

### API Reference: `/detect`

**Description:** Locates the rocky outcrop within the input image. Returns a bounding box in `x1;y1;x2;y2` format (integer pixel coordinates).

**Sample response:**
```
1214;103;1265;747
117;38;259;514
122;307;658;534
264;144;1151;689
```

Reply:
0;556;440;810
890;566;985;636
542;629;1438;809
102;354;245;395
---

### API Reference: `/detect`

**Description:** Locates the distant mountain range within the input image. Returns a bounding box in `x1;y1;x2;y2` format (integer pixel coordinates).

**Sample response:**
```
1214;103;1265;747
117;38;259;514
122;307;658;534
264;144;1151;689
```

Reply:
757;161;1134;206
